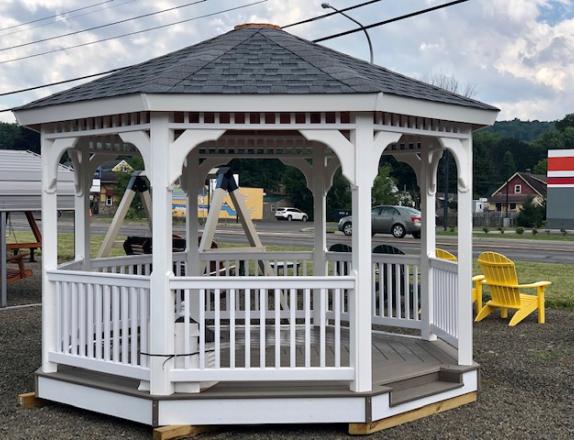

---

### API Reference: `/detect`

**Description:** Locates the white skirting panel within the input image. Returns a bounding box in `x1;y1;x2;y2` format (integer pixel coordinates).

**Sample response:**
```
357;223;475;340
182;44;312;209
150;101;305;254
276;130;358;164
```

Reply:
371;370;478;421
158;397;366;425
37;376;153;425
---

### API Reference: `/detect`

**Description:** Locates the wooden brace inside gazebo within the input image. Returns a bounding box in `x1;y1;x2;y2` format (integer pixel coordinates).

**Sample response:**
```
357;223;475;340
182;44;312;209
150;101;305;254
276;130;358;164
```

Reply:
13;23;498;432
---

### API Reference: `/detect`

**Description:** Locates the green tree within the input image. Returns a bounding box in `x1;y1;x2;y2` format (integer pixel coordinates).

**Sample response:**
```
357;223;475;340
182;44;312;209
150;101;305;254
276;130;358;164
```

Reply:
502;150;516;179
516;197;546;228
555;113;574;132
372;164;397;205
326;169;351;219
281;166;313;218
532;158;547;175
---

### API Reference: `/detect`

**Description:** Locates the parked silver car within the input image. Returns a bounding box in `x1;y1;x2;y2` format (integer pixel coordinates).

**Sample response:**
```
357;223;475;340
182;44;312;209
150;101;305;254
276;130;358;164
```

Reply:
338;205;421;238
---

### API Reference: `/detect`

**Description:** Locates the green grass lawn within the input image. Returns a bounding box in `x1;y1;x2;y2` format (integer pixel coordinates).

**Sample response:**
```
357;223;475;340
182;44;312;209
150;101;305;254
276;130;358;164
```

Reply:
438;229;574;241
9;231;574;310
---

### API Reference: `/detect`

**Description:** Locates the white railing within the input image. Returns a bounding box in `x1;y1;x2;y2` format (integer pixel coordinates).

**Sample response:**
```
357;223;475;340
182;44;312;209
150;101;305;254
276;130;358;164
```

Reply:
199;250;314;277
46;270;151;380
372;254;422;329
429;257;458;347
91;254;153;276
169;276;355;382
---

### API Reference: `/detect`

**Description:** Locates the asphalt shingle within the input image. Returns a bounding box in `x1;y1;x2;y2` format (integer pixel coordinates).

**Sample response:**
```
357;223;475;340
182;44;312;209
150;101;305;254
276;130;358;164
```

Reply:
17;26;498;112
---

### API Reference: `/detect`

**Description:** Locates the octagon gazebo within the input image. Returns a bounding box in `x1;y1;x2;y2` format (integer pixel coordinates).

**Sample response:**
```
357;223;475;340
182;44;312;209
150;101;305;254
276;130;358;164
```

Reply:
13;24;498;434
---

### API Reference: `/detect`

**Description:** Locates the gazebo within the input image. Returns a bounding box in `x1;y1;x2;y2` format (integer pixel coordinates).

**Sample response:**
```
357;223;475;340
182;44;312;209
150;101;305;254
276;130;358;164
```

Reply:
13;24;498;434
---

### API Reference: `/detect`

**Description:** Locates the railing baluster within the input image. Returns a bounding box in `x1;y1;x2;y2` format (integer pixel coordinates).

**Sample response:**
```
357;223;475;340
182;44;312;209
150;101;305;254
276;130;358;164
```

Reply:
103;285;111;361
405;264;411;320
379;262;384;317
274;288;280;367
95;284;103;360
184;289;190;369
289;288;296;368
259;288;266;368
230;288;235;368
335;287;341;368
395;264;402;319
199;289;205;369
304;287;311;368
87;283;94;358
71;282;78;355
214;288;220;368
112;286;120;362
386;264;392;318
62;282;69;354
245;288;250;368
130;287;137;365
320;288;326;368
140;287;149;367
78;283;86;357
121;286;129;363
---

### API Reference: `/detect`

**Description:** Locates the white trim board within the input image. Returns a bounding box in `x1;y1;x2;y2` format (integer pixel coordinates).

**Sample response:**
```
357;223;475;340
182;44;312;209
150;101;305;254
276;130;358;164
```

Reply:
37;375;153;425
15;93;498;128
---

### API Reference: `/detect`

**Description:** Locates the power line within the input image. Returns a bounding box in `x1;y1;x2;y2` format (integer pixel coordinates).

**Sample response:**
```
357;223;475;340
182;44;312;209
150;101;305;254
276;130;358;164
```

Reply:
0;0;471;106
0;0;139;39
313;0;471;43
0;0;114;32
0;0;209;52
282;0;384;29
0;66;129;97
0;0;268;65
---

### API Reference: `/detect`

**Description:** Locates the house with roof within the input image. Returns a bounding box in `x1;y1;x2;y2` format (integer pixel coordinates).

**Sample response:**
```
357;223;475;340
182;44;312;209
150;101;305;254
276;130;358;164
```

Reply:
487;172;547;214
91;159;134;214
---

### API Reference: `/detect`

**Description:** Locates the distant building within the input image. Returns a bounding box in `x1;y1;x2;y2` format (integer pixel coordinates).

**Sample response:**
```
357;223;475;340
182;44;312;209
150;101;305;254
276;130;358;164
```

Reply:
487;172;547;213
473;198;488;213
546;149;574;229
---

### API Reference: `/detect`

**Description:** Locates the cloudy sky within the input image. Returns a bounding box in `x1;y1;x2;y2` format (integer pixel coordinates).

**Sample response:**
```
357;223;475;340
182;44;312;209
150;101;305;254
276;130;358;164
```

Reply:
0;0;573;123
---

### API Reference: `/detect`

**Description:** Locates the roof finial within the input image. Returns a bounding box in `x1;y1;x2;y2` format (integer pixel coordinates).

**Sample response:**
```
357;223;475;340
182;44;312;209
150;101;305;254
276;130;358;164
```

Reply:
234;23;281;30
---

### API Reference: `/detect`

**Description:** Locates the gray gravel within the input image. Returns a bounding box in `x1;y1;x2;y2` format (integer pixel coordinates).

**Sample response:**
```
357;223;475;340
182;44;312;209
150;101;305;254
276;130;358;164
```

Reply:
1;288;573;438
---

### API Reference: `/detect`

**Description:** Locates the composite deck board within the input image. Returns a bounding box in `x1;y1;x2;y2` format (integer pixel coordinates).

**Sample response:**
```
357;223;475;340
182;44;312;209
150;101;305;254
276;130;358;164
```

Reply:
43;332;457;399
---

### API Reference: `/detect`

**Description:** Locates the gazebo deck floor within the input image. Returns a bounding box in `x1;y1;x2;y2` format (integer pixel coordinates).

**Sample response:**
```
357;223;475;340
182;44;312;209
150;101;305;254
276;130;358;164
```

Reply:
38;332;462;400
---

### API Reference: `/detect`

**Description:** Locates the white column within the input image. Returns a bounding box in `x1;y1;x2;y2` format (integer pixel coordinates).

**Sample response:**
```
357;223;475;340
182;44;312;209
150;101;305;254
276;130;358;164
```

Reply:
312;149;327;277
149;112;175;395
420;143;440;341
455;138;473;365
41;135;78;373
185;173;202;321
349;114;374;393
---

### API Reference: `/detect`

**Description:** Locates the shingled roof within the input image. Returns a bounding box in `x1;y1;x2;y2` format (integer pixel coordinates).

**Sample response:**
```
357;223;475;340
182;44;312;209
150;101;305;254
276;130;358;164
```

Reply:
17;24;497;111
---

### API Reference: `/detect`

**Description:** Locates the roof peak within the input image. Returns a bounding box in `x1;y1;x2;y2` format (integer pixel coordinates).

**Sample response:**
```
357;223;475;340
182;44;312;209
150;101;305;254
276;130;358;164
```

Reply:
234;23;281;30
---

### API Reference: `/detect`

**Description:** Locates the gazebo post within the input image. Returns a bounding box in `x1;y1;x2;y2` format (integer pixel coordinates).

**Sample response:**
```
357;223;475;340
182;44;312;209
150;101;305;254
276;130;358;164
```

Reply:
440;137;474;365
312;147;327;326
41;134;78;373
420;142;441;341
149;112;175;395
349;114;374;393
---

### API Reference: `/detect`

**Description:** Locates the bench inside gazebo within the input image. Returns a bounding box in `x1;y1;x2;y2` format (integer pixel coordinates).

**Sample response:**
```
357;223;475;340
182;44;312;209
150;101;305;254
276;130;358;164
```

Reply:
13;23;498;434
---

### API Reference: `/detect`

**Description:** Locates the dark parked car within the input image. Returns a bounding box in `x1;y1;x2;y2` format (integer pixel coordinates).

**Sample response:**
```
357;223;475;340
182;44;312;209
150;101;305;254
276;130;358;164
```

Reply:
337;205;421;239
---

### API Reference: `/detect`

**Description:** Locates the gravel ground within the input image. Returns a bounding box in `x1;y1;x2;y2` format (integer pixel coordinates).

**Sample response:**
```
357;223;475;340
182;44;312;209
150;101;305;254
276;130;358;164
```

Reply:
1;276;573;439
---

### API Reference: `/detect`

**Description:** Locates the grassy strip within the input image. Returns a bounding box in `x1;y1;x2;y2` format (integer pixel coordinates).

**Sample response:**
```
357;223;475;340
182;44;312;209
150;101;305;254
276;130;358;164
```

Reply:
438;229;574;241
10;232;573;310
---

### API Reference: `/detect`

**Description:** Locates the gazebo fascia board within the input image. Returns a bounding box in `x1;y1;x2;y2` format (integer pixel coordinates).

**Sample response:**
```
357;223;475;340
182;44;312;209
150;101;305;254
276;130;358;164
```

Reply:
15;92;498;128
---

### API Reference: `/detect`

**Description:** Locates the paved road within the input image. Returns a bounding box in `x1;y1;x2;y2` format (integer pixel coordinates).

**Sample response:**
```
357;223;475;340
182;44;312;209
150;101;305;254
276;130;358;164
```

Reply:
9;214;574;263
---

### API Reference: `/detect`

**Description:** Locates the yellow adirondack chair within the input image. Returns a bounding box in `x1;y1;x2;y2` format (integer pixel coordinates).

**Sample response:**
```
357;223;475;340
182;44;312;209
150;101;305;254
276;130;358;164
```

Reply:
435;248;484;317
475;252;550;326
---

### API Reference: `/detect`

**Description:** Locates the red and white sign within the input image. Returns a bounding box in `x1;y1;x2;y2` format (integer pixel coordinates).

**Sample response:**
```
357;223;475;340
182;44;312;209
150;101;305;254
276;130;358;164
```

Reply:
548;149;574;187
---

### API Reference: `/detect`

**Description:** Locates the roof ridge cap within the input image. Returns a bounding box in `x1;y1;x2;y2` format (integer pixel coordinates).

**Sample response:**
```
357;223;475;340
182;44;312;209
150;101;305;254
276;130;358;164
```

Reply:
259;29;375;93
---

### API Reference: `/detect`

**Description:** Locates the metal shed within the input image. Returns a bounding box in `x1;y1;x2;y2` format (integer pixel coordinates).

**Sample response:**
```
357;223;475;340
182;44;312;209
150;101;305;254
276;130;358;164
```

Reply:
1;149;75;307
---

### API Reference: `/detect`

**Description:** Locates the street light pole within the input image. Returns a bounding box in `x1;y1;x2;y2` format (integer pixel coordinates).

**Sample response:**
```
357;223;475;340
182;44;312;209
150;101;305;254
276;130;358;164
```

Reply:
321;2;374;64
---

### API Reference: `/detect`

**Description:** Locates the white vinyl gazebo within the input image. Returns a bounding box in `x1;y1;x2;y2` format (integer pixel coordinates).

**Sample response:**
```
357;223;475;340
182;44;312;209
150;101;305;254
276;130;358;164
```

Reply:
13;24;498;434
